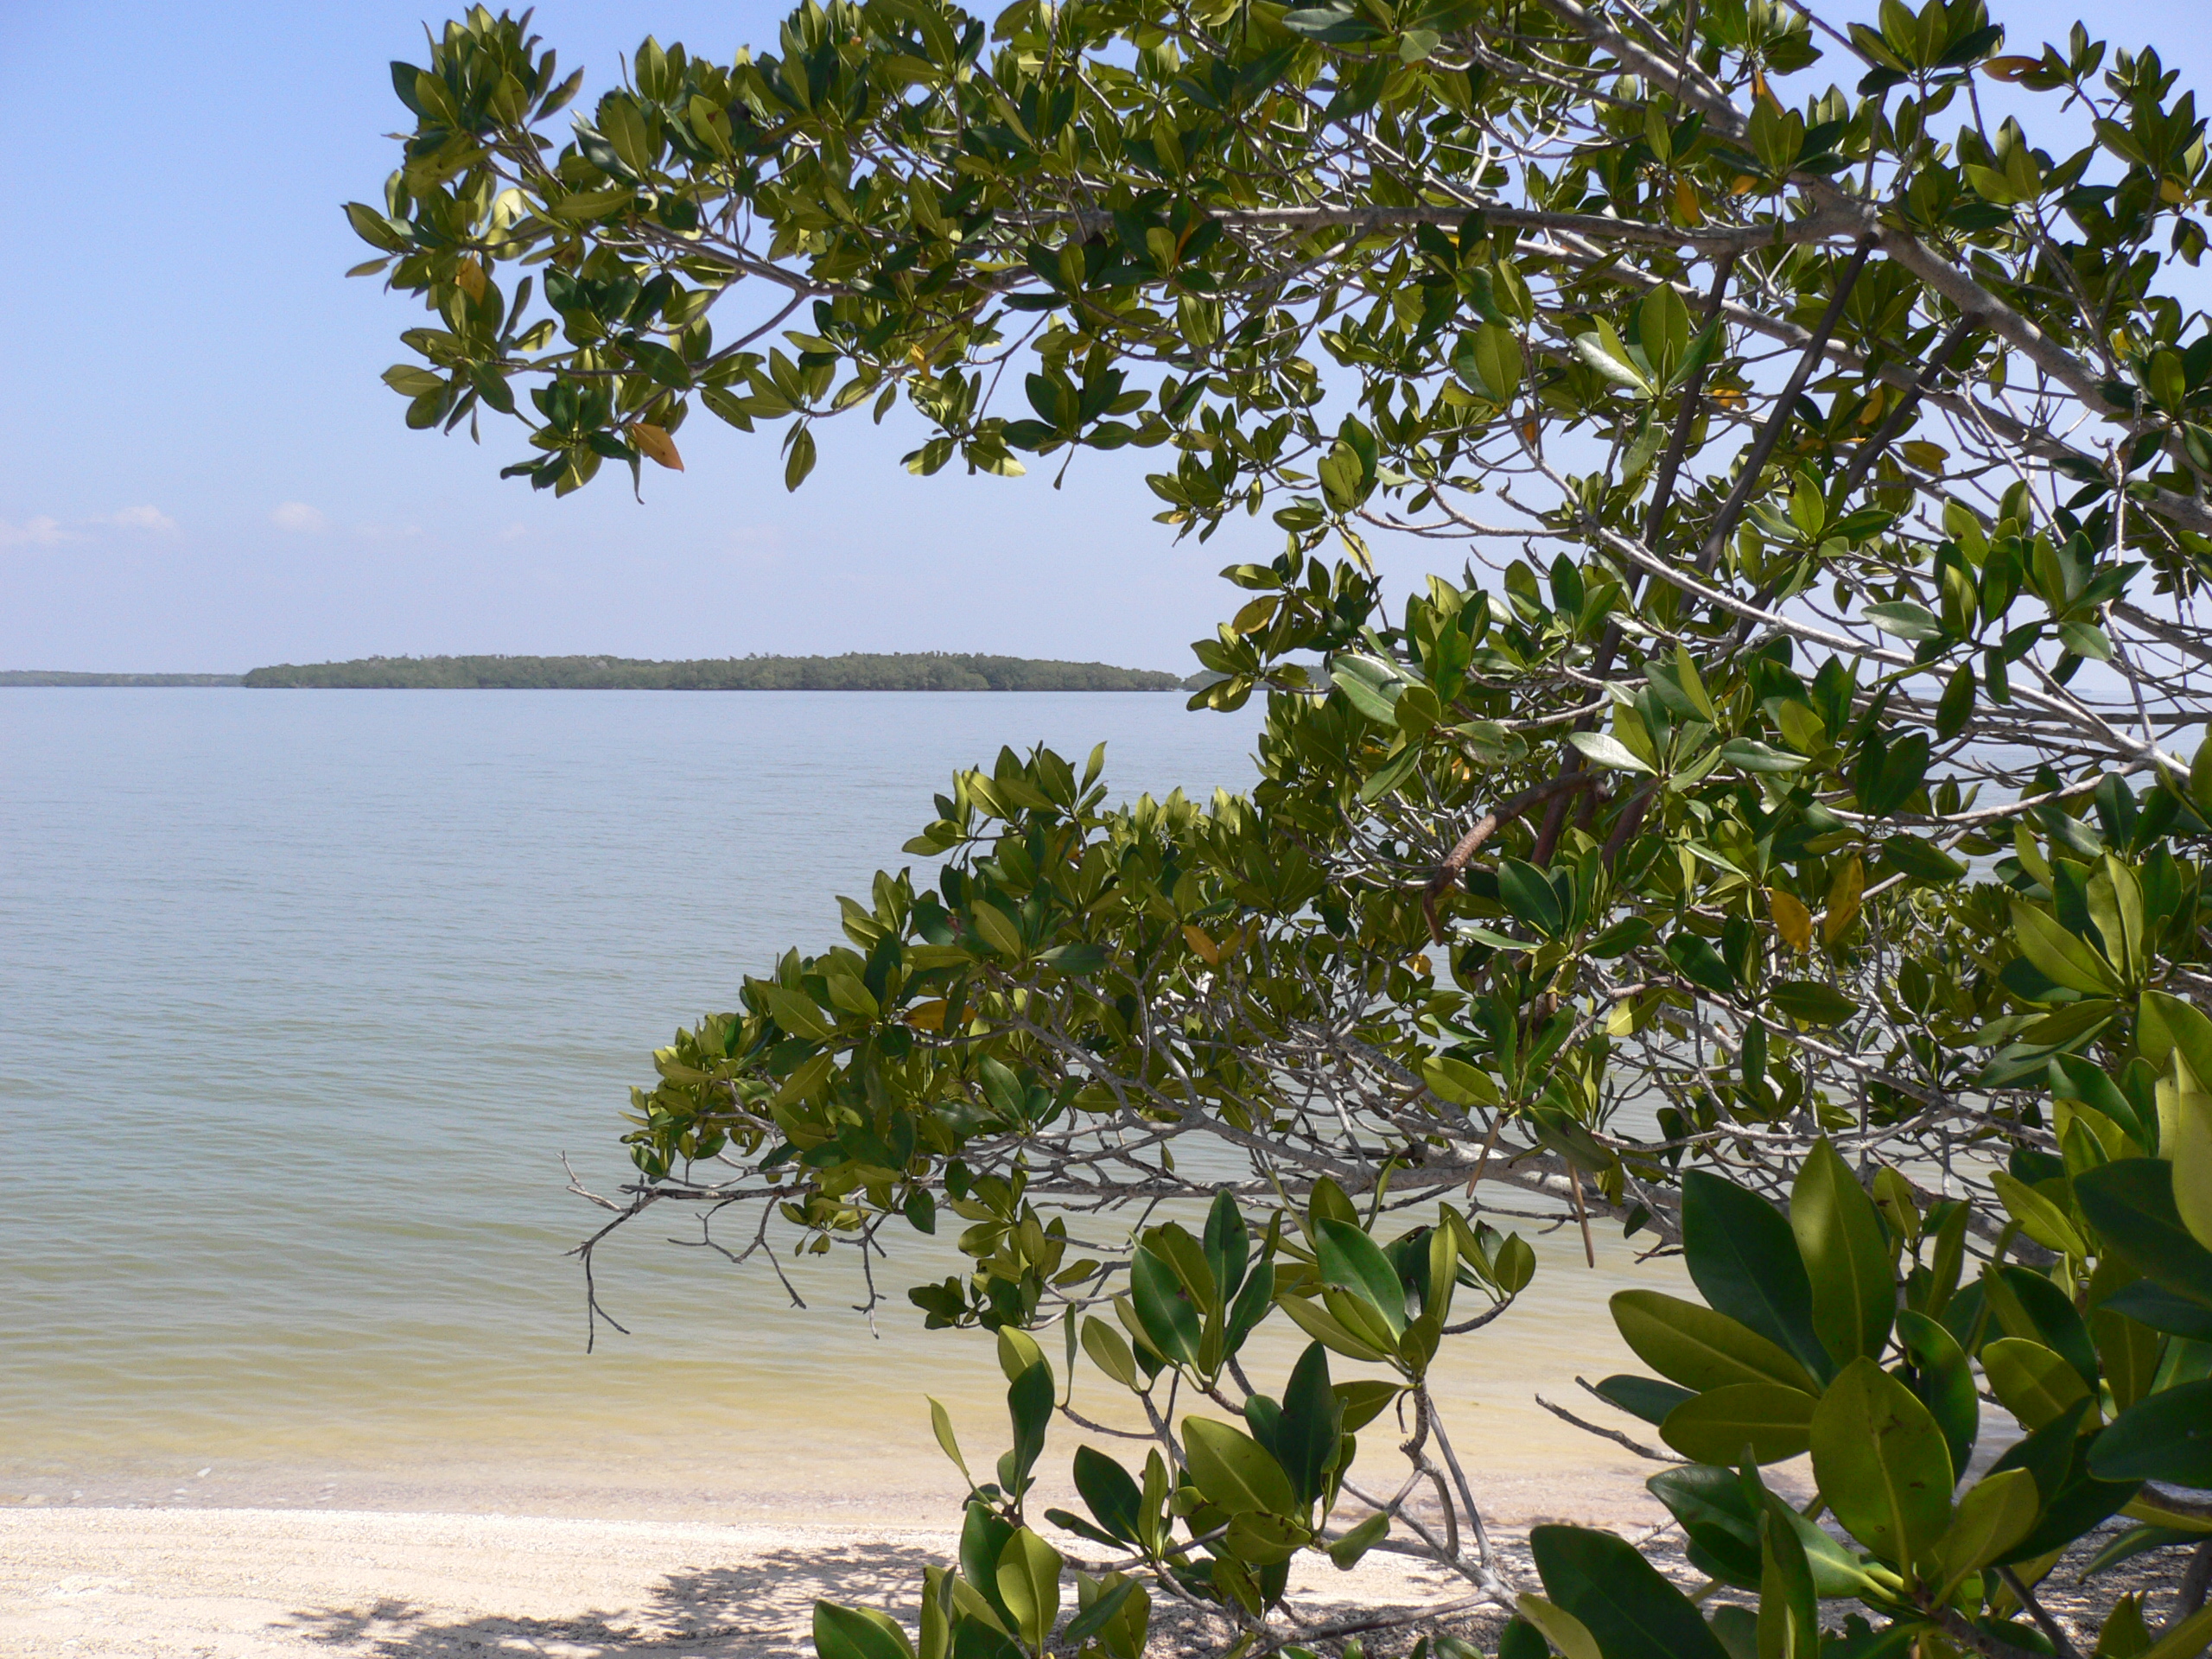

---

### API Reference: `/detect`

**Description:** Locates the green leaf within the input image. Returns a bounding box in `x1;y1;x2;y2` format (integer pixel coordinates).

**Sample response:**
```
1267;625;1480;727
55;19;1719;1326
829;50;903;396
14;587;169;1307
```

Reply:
344;200;410;252
1809;1357;1955;1572
1276;1291;1389;1363
815;1600;917;1659
1326;1511;1389;1568
1060;1578;1141;1650
1006;1360;1053;1492
2077;1160;2212;1308
1529;1525;1732;1659
1882;835;1967;884
1497;857;1565;936
1644;1465;1762;1586
1130;1248;1202;1366
1567;731;1656;773
1611;1290;1820;1393
1333;1377;1402;1431
1894;1311;1978;1483
1466;321;1523;404
1596;1374;1696;1427
1864;601;1944;640
1072;1446;1143;1542
1989;1169;2089;1258
1681;1172;1827;1382
1758;1501;1821;1659
1275;1343;1343;1505
1571;331;1653;394
1315;1217;1408;1338
1932;1468;2039;1586
760;982;836;1040
1516;1596;1601;1659
1981;1338;2091;1433
2140;989;2212;1108
2090;1380;2212;1487
1666;932;1738;997
1182;1416;1300;1516
1659;1382;1820;1464
968;900;1026;960
995;1527;1063;1649
1202;1189;1249;1309
1037;943;1108;975
2011;900;2121;995
1767;982;1857;1026
1936;662;1976;741
785;423;818;491
2141;1605;2212;1659
1421;1053;1502;1106
1718;739;1808;772
929;1396;974;1487
1791;1140;1896;1368
1328;652;1405;723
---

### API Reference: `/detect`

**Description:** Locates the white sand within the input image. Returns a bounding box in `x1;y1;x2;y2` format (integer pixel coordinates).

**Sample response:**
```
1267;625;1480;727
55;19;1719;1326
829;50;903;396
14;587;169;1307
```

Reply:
0;1484;1662;1659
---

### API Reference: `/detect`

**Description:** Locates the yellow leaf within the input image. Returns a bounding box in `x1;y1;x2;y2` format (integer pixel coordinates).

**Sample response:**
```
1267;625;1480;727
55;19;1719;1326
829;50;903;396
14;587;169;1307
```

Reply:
1674;176;1704;225
905;999;948;1033
1183;924;1221;965
2172;1064;2212;1252
1518;1595;1601;1659
632;423;684;471
1770;887;1813;952
1823;858;1864;945
455;256;487;302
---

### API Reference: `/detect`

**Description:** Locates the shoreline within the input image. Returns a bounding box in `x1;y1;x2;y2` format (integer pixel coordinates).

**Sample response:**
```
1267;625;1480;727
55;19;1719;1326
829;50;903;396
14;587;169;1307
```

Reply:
0;1503;1516;1658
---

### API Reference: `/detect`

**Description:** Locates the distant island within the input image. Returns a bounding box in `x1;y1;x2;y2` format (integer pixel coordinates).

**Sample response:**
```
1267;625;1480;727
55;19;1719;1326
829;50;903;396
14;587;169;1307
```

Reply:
236;653;1198;691
0;671;243;686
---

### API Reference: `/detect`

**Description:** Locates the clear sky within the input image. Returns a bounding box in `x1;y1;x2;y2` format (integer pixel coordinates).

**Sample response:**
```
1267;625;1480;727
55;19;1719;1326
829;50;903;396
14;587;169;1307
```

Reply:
1;0;2202;673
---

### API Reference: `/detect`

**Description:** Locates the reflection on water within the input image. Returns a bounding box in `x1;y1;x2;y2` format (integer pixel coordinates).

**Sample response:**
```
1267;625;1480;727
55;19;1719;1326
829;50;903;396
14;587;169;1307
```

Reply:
0;689;1679;1520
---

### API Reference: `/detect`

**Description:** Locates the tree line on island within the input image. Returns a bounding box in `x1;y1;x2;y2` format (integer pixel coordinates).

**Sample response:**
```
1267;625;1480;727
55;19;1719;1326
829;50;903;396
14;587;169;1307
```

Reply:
236;653;1198;690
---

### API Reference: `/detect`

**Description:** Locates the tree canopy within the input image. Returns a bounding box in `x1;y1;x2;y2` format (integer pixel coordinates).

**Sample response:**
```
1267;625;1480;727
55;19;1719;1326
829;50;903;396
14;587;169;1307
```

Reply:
354;0;2212;1653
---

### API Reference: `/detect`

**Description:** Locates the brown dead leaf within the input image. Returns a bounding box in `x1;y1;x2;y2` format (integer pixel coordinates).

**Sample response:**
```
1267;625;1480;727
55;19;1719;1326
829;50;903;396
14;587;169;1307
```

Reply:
632;423;684;471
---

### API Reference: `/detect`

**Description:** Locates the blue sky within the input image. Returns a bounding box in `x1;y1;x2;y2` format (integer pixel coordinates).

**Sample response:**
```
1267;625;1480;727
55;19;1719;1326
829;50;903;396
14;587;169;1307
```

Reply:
1;0;2202;673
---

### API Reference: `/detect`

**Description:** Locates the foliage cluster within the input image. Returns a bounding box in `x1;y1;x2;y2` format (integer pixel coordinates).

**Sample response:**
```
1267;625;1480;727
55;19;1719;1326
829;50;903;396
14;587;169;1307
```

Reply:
352;0;2212;1651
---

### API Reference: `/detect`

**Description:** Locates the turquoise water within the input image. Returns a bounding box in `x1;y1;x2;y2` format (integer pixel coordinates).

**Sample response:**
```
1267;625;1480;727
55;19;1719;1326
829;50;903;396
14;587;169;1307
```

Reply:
0;689;1656;1520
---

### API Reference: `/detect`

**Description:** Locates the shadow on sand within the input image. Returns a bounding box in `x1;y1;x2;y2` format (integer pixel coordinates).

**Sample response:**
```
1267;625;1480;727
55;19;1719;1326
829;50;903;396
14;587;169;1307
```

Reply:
280;1536;1510;1658
287;1539;934;1657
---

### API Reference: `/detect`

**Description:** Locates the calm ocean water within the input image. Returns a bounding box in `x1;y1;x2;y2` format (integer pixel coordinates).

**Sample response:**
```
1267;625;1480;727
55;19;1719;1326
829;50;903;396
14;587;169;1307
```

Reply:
0;690;1659;1519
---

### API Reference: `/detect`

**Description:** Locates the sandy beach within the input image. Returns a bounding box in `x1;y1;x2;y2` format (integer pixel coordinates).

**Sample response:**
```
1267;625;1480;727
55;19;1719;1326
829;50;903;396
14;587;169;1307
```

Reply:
0;1466;1679;1659
1;1477;2190;1656
0;1505;1522;1659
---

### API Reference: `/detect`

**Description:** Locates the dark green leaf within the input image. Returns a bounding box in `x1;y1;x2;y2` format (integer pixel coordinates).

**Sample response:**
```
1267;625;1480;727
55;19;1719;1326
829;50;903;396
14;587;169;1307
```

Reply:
1681;1172;1827;1382
1315;1217;1408;1338
2090;1380;2212;1487
1595;1374;1696;1427
1529;1525;1731;1659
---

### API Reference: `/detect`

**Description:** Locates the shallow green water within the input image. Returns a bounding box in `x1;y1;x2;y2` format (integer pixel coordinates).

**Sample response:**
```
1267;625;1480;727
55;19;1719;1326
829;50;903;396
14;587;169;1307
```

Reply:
0;690;1661;1520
